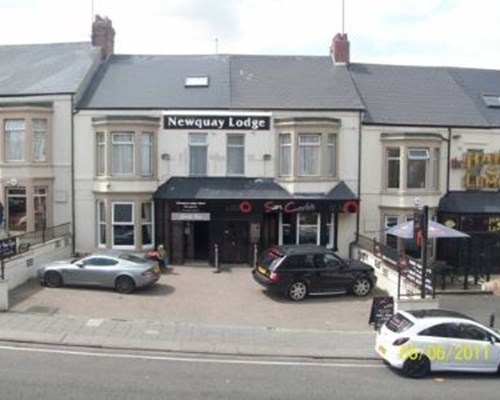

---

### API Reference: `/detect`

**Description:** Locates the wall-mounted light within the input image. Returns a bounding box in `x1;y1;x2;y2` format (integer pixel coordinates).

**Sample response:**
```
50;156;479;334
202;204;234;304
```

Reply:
161;153;170;161
452;134;461;140
263;154;272;161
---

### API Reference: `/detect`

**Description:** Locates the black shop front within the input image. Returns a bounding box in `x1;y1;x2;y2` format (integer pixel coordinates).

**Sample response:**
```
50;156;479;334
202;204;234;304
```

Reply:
153;177;358;265
437;191;500;279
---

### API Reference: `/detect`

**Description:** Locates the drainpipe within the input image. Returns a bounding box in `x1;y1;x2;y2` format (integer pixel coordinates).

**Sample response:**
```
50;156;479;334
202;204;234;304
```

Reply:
446;127;451;193
350;110;363;258
356;110;362;235
71;95;76;255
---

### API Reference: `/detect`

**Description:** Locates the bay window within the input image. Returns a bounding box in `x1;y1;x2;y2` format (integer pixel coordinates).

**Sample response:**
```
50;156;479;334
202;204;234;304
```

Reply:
92;117;159;178
112;202;134;247
383;139;441;191
32;119;47;161
275;117;340;180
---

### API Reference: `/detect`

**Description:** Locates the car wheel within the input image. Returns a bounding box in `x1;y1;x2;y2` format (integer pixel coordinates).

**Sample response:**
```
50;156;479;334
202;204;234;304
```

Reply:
115;276;135;294
402;354;430;378
351;277;372;296
45;271;63;288
288;281;308;301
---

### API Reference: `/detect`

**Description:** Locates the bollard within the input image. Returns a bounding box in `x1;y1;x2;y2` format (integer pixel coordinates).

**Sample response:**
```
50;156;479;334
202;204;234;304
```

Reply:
490;313;495;328
213;243;221;273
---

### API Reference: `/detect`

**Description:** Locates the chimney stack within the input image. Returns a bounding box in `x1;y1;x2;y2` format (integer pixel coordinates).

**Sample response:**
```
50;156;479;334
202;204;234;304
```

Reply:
92;15;115;59
330;33;350;65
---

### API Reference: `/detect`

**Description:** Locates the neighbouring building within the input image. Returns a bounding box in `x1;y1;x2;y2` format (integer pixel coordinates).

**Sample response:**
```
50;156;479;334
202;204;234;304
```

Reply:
0;40;101;240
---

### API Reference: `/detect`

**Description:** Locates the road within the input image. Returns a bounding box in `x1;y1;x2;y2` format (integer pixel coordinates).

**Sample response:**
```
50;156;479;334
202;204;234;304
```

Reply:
0;344;498;400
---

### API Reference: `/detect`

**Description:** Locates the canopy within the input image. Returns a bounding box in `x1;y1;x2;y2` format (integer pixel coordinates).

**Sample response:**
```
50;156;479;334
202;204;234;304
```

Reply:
386;220;470;239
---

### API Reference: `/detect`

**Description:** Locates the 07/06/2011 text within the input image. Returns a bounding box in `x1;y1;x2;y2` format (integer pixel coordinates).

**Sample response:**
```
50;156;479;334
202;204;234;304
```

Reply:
399;343;490;362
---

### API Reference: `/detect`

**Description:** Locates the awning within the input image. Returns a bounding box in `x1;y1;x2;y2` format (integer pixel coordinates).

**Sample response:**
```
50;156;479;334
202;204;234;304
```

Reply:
154;177;358;202
438;191;500;213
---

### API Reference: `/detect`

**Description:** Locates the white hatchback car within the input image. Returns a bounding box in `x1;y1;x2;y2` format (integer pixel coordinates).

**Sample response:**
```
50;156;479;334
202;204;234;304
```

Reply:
375;309;500;378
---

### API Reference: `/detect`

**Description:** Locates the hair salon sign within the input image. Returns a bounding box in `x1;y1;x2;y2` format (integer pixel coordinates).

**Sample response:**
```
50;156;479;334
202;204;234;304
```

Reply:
451;151;500;189
164;114;270;131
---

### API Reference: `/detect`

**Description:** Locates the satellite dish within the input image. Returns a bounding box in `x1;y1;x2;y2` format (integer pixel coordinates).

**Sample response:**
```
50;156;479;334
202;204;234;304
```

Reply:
9;178;18;186
413;197;422;207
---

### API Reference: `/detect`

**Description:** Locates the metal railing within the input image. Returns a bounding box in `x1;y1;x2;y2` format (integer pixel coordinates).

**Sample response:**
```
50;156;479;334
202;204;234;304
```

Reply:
0;223;71;279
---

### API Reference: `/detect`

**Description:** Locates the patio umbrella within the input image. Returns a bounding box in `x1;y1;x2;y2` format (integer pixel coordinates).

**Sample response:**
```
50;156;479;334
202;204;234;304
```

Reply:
385;220;470;239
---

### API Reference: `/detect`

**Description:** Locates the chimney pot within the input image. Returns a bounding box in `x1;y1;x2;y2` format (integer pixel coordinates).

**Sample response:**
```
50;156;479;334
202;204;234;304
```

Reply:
330;33;350;65
92;15;115;59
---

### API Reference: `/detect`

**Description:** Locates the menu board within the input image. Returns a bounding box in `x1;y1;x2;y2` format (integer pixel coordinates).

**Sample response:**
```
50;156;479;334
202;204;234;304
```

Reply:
369;296;394;330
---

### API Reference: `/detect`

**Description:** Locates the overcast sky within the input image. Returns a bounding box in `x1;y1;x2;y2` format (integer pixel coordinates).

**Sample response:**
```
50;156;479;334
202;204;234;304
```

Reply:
1;0;499;69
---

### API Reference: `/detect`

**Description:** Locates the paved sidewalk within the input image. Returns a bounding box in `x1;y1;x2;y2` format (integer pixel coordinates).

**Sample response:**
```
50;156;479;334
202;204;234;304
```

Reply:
0;311;376;358
1;266;498;360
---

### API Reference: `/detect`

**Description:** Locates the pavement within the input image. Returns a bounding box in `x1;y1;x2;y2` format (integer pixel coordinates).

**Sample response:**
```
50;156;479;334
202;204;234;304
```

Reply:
1;265;499;359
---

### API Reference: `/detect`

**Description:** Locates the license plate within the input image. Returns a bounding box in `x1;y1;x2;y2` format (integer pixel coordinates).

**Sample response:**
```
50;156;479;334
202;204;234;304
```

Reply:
258;265;267;275
154;266;160;273
378;345;386;355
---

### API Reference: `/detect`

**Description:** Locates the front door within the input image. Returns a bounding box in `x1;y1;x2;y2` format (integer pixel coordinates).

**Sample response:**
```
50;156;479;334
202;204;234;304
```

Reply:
220;221;249;263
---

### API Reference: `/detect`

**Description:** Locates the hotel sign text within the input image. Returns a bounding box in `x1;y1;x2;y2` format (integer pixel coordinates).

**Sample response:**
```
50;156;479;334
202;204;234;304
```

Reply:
451;151;500;189
164;115;270;131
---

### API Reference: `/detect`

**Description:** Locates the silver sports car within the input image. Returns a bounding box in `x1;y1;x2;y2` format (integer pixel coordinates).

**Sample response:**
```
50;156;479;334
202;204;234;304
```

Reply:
37;252;161;294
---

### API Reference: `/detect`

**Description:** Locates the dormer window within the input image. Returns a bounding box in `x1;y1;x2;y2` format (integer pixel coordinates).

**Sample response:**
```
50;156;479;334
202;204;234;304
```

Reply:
185;76;209;88
482;94;500;108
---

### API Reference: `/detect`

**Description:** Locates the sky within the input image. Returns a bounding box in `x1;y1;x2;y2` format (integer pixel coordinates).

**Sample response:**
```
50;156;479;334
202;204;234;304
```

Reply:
0;0;499;69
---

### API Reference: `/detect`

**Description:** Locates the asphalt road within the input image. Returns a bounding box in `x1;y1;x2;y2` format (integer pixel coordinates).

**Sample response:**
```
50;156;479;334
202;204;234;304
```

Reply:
0;344;499;400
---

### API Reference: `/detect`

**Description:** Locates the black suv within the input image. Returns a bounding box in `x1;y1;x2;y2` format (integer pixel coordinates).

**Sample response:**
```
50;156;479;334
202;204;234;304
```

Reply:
252;245;377;301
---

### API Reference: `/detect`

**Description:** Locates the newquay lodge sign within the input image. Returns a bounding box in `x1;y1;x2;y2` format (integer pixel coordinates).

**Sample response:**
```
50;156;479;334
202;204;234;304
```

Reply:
451;151;500;189
163;114;270;131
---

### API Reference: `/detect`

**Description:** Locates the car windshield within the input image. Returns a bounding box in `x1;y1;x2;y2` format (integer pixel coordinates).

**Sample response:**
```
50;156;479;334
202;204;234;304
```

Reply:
386;312;414;333
257;249;284;271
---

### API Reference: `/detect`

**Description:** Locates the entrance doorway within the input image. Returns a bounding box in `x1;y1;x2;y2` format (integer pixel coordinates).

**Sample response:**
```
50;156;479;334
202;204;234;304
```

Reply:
219;221;249;264
183;221;210;262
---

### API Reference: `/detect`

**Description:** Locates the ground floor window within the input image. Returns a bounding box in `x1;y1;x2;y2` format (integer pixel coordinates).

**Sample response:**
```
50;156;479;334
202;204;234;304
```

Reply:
97;198;154;250
33;186;47;231
7;187;27;232
297;213;320;244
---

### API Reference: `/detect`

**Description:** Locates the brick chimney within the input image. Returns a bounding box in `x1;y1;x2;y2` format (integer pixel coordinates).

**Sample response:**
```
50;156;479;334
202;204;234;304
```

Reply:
92;15;115;59
330;33;350;65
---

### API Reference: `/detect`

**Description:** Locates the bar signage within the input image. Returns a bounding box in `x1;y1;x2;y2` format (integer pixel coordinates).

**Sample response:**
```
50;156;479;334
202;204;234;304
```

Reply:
164;115;270;131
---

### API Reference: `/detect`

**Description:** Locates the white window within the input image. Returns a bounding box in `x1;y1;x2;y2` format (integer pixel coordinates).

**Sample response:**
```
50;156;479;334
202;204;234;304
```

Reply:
97;201;106;246
384;145;439;191
407;147;429;189
189;133;208;176
279;134;292;176
112;133;134;175
96;132;106;175
386;147;400;189
112;202;134;247
297;213;320;244
4;119;25;161
227;134;244;175
141;202;154;246
326;134;337;176
141;132;153;176
32;119;47;161
298;134;320;176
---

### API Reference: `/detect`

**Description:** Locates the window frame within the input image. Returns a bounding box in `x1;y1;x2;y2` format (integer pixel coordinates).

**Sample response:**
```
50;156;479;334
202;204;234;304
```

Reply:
189;132;208;176
112;202;135;248
226;133;245;176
